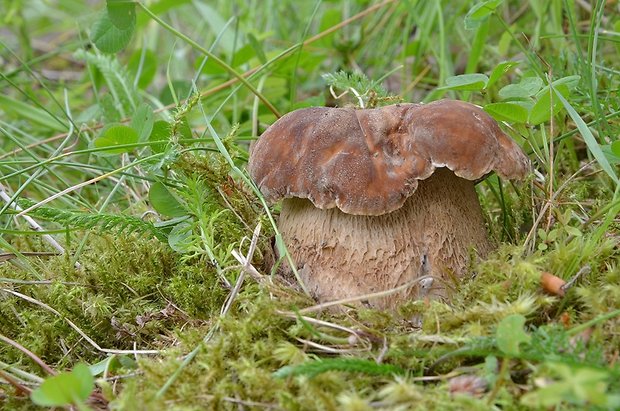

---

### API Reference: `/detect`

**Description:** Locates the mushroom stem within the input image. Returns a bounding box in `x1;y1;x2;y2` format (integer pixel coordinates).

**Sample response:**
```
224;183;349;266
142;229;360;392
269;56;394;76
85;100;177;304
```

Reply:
277;168;492;309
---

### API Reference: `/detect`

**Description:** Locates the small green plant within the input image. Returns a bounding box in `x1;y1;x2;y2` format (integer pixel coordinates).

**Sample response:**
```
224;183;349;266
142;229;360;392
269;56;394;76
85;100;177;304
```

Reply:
521;362;620;409
495;314;532;356
322;70;400;108
30;363;94;411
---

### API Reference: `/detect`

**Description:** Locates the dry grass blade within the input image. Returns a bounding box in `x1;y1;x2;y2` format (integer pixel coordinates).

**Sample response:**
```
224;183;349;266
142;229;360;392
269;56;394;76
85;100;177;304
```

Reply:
0;334;56;376
0;252;61;263
0;288;160;355
277;312;362;337
14;156;157;218
0;369;32;396
221;223;261;316
523;160;596;250
0;183;72;265
294;275;434;315
295;338;361;354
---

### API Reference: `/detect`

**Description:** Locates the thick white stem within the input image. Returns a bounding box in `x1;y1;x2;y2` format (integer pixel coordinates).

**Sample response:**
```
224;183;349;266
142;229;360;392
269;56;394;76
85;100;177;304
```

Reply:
277;168;491;309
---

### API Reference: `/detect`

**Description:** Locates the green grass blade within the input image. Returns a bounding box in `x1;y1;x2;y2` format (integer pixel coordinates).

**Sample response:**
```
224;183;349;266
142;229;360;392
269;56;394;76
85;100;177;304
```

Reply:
554;91;619;185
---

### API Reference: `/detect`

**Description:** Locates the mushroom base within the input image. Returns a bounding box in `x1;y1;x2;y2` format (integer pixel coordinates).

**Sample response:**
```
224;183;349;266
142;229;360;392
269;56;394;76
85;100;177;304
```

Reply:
277;168;493;309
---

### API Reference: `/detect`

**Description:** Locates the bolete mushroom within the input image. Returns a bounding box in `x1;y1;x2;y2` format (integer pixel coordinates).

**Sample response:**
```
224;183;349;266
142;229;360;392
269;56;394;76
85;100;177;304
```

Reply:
248;99;530;308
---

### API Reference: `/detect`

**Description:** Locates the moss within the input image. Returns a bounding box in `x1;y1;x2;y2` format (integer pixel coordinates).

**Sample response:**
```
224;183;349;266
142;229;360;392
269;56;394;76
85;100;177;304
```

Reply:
4;182;619;411
0;233;225;371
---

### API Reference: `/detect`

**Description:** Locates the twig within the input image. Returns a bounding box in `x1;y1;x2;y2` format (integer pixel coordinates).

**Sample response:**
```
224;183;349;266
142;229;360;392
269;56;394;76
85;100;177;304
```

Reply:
410;371;464;382
230;250;266;283
561;264;591;293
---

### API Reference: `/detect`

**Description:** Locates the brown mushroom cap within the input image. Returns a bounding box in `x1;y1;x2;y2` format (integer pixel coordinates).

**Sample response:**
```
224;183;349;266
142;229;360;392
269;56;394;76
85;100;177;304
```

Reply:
248;99;530;216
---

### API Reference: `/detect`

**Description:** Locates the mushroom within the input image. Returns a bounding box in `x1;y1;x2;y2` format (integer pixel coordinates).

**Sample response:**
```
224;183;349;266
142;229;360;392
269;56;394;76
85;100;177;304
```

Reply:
248;99;530;308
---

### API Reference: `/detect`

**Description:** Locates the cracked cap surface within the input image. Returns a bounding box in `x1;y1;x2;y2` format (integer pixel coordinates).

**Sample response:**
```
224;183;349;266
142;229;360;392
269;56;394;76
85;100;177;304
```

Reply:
248;99;530;216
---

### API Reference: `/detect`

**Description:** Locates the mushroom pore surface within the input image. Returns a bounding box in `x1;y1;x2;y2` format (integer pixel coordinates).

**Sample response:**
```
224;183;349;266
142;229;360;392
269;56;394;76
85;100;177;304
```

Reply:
278;168;492;309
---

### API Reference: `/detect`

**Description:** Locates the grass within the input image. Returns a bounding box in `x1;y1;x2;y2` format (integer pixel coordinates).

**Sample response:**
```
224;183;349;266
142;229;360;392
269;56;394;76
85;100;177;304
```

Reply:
1;0;619;409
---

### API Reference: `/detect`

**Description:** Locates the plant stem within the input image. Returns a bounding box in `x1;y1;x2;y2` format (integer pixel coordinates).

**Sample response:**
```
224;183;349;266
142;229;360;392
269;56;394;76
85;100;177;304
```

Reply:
568;309;620;336
486;357;510;405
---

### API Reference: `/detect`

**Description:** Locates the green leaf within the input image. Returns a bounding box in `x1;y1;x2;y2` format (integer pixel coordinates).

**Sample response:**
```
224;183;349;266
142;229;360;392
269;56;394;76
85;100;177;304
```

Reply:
176;116;193;140
131;104;154;143
159;80;193;106
565;226;583;237
192;2;235;53
464;0;505;29
247;33;267;65
128;49;158;89
106;0;136;30
527;77;579;126
484;102;529;123
149;121;172;153
72;363;95;397
549;75;581;90
484;355;499;385
528;85;568;125
31;363;94;407
0;94;67;132
136;0;192;28
498;77;543;99
149;182;186;217
168;222;193;253
555;91;619;183
496;314;531;356
94;124;139;155
118;355;138;369
521;363;618;408
274;233;288;260
100;94;121;123
92;10;135;53
612;141;620;157
75;50;139;117
89;356;116;377
322;70;390;100
317;8;341;47
486;61;519;89
602;145;620;164
441;73;489;91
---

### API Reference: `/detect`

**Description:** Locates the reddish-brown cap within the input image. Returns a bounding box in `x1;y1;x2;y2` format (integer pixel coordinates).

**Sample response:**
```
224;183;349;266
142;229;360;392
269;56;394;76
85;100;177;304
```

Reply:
248;99;530;216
